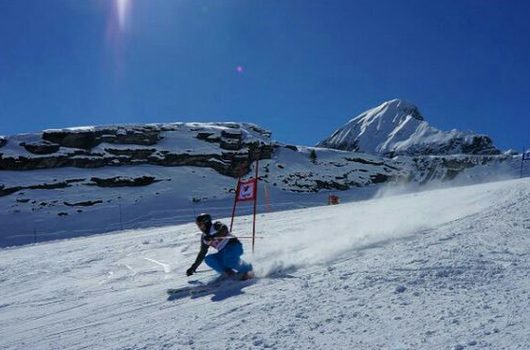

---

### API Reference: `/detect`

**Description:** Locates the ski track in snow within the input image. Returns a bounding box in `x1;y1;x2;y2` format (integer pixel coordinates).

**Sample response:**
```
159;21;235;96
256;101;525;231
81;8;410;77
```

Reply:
1;178;530;349
144;257;171;273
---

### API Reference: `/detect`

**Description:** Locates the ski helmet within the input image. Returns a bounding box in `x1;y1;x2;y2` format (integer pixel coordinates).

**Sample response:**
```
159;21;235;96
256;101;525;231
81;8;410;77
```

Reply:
195;213;212;225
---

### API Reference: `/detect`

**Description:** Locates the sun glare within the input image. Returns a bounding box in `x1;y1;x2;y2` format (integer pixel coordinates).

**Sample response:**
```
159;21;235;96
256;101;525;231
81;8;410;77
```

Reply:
117;0;129;30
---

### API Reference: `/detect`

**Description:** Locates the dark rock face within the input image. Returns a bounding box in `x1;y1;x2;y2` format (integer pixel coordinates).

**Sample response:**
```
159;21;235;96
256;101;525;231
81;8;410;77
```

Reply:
221;130;242;139
461;136;500;155
320;138;359;152
344;157;384;166
195;128;247;151
0;179;85;197
64;200;103;207
104;148;157;158
314;180;349;191
0;175;170;197
43;130;98;149
151;144;273;177
196;132;219;143
369;173;390;184
20;141;61;155
220;130;242;150
0;136;6;148
411;155;510;184
42;126;160;149
0;146;274;177
89;176;164;187
398;102;424;121
384;135;501;158
272;149;410;193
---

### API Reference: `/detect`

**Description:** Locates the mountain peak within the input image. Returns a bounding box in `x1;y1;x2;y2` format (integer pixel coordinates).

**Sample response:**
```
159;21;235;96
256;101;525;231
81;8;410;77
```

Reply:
392;99;423;121
365;99;424;122
318;100;500;157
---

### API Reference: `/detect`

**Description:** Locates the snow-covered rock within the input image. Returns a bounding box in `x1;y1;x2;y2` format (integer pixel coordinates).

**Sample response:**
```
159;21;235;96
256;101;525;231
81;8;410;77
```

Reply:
317;99;500;157
0;123;274;177
266;145;411;192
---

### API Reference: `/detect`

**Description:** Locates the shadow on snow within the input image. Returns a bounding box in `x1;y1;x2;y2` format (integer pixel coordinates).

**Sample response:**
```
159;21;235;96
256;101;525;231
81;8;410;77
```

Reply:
166;278;256;302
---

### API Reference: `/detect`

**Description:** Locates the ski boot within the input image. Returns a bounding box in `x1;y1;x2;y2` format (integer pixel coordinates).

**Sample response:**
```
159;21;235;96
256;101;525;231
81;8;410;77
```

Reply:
241;270;254;281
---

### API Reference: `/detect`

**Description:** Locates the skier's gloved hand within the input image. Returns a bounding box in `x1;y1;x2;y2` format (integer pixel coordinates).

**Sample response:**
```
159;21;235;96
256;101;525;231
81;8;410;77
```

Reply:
186;267;195;277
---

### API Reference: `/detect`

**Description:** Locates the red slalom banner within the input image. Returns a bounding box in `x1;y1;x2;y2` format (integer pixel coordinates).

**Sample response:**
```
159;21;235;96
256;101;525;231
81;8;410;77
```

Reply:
235;178;257;202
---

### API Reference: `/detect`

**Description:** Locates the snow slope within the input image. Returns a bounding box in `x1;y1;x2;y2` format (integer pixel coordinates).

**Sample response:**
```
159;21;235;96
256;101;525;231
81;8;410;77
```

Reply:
1;177;530;349
318;99;500;156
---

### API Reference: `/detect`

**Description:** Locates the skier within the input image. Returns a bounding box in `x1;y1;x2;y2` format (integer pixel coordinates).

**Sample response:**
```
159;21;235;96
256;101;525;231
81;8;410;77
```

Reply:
186;213;254;280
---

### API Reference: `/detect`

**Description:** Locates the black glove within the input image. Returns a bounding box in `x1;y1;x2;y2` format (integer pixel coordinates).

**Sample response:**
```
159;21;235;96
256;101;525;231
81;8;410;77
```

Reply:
186;267;195;277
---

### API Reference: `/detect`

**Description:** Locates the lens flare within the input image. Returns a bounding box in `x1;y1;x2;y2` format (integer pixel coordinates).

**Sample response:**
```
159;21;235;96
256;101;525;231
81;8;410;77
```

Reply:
117;0;129;30
106;0;132;79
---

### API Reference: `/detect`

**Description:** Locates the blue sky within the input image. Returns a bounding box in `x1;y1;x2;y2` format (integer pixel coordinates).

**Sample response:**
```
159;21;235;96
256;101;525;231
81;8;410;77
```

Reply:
1;0;529;150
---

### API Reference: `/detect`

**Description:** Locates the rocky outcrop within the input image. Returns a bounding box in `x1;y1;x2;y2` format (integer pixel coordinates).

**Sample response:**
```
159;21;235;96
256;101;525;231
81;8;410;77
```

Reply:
0;146;273;177
410;154;512;184
0;123;274;178
195;128;244;150
0;179;85;197
20;140;61;155
151;145;273;177
0;174;171;197
220;130;242;150
196;132;220;143
42;126;161;149
461;136;499;155
274;168;401;193
384;135;500;158
104;148;157;158
64;200;103;207
89;176;165;187
0;152;101;170
0;136;6;148
270;149;411;193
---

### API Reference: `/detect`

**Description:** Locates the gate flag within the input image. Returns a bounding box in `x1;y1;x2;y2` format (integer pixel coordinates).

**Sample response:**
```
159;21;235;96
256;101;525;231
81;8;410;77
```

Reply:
236;178;257;202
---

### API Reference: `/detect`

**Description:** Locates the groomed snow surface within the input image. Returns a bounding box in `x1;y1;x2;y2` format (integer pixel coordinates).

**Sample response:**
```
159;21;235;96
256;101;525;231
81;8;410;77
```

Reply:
1;178;530;349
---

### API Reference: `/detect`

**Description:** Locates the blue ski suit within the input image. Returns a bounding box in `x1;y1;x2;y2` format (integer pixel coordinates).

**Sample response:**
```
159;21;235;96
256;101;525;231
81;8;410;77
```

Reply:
188;221;252;275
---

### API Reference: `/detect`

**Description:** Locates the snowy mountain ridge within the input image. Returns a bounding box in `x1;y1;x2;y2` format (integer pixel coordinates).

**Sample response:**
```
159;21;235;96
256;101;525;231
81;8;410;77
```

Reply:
0;108;521;248
317;99;500;157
